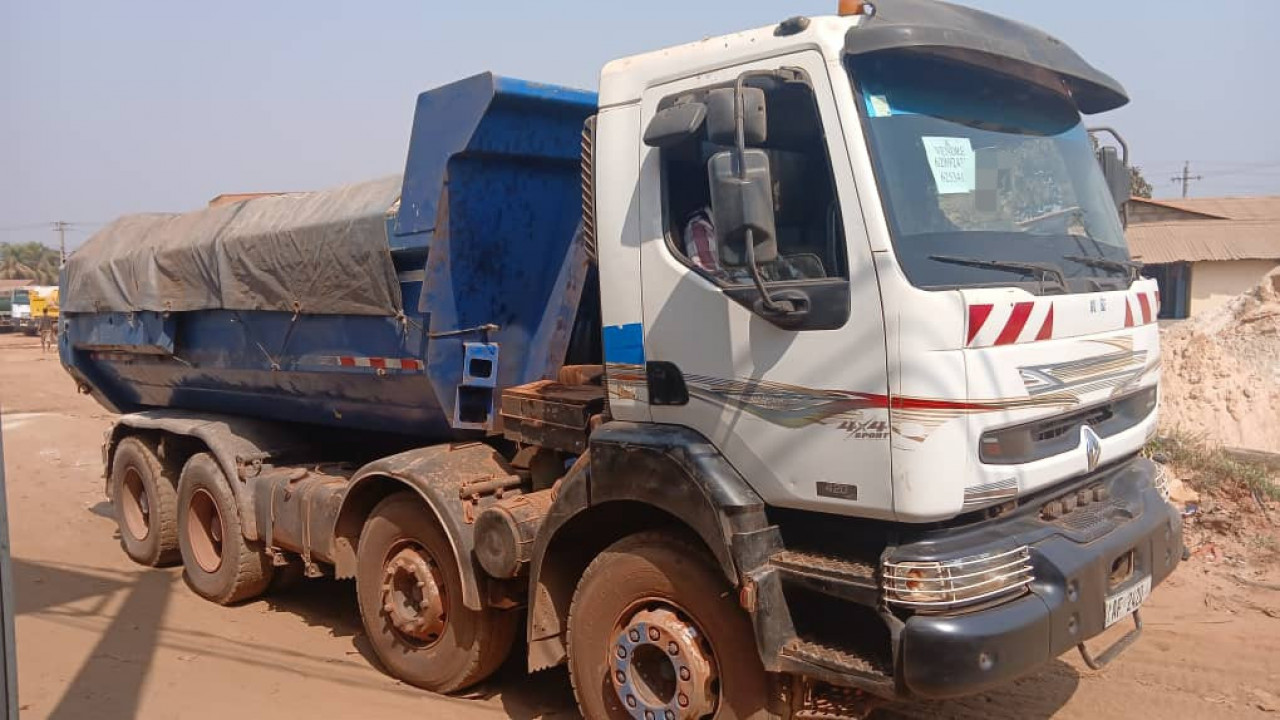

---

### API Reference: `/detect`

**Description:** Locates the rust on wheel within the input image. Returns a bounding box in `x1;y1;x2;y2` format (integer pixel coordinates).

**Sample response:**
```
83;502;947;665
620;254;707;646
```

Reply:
119;466;151;542
186;487;225;573
610;603;719;720
381;542;448;647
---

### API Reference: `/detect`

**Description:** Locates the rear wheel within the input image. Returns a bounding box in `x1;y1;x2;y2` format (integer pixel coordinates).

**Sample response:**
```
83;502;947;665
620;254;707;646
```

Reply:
109;437;180;567
176;453;273;604
567;531;775;720
355;492;518;693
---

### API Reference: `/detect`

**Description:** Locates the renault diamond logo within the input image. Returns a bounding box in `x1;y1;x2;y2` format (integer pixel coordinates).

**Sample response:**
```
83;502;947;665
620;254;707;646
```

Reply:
1082;426;1102;473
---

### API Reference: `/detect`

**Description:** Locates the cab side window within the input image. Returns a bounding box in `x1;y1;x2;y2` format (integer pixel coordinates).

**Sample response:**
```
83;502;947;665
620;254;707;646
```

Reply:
658;71;847;286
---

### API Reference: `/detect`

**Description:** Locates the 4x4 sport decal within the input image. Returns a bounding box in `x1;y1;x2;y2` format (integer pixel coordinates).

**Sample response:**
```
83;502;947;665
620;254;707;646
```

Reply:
677;373;1081;441
667;341;1156;443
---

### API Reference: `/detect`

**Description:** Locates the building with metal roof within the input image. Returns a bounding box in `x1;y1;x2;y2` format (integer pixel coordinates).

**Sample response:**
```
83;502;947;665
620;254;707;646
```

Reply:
1126;196;1280;319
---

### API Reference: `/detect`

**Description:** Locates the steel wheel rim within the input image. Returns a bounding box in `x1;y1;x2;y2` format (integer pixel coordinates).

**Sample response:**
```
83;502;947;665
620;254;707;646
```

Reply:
380;540;448;648
120;467;150;541
186;488;225;573
609;599;720;720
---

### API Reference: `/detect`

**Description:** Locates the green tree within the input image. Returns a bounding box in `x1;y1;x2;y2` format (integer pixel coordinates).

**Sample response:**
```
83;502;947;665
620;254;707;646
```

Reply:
0;242;61;284
1129;166;1153;199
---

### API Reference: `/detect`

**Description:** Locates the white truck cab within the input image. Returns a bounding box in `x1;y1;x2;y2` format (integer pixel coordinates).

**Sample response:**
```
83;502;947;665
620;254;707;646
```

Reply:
578;2;1178;709
597;10;1160;522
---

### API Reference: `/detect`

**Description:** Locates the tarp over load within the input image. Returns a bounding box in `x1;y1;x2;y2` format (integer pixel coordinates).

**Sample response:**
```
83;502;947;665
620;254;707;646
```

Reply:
63;175;404;316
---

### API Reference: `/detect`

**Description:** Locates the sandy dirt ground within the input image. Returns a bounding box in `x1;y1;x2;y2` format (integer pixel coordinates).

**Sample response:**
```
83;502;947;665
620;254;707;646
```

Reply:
1;332;1278;719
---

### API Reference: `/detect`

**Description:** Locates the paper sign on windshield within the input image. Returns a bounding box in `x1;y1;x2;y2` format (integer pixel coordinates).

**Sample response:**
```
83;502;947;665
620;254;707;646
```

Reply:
922;137;975;195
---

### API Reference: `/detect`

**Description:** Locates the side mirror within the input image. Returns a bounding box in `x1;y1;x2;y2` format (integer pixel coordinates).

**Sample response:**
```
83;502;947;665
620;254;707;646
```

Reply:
706;87;767;147
1098;146;1130;210
708;149;778;267
643;102;707;148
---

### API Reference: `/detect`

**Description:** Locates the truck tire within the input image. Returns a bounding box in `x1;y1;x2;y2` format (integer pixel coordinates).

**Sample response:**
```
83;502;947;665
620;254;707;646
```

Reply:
176;453;273;605
355;492;518;694
109;437;180;567
567;530;775;720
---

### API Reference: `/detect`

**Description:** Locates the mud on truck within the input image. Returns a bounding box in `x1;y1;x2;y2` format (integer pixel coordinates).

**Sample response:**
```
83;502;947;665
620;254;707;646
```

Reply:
60;1;1181;717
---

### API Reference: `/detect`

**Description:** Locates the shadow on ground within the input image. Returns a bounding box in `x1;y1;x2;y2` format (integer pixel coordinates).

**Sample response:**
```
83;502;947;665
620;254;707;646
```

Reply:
872;658;1081;720
12;556;1081;720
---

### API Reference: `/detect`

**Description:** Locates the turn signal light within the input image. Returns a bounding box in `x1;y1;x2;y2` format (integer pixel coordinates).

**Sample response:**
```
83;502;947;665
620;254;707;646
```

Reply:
839;0;877;16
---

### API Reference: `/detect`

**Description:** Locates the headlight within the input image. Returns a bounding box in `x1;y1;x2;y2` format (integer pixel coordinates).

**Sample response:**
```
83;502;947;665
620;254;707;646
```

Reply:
883;546;1033;612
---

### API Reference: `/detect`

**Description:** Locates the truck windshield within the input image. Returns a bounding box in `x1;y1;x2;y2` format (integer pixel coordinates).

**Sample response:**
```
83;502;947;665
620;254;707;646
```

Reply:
849;52;1132;294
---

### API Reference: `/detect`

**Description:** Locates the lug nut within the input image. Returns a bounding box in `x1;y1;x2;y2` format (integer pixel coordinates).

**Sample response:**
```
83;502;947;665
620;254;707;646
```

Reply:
679;666;691;681
627;694;637;708
678;693;689;708
668;642;679;656
630;629;641;642
616;646;627;659
616;671;626;684
648;627;660;641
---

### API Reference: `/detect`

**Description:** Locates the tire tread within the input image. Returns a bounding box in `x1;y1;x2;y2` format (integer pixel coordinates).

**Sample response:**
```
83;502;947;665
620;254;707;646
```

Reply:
112;436;180;567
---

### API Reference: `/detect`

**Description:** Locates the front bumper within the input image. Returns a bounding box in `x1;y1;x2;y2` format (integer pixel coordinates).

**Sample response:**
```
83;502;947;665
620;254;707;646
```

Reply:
895;457;1182;699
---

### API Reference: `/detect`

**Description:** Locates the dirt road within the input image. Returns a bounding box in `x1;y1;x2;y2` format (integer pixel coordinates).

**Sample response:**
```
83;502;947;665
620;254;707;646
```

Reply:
2;333;1277;719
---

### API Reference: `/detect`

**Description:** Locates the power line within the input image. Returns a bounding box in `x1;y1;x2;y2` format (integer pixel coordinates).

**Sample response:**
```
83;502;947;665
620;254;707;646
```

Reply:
1170;161;1204;199
0;223;55;233
52;221;70;263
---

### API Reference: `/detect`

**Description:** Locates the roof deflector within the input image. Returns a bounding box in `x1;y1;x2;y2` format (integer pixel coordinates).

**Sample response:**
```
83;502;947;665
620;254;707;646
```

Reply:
845;0;1128;114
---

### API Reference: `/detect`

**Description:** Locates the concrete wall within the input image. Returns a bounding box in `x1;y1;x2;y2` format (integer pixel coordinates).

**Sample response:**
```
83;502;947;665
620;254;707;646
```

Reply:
1190;259;1280;316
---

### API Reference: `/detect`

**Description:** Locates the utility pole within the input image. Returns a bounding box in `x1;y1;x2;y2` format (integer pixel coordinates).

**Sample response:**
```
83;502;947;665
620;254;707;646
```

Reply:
1170;161;1203;199
52;221;69;263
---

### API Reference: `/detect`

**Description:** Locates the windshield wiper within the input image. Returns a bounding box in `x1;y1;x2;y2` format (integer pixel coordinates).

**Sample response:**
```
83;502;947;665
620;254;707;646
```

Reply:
928;255;1068;292
1062;254;1144;281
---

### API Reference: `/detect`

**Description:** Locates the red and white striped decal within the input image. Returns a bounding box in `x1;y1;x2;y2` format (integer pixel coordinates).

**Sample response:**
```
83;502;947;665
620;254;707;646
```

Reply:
967;301;1056;348
311;356;423;371
966;287;1159;348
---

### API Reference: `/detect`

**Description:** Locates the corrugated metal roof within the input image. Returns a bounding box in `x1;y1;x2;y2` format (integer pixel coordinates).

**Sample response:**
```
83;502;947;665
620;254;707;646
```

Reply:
0;279;38;292
1128;197;1227;221
1128;220;1280;264
1144;196;1280;221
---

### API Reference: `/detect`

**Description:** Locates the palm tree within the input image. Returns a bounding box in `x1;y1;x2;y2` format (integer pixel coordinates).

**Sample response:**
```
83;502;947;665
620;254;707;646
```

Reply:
0;242;59;282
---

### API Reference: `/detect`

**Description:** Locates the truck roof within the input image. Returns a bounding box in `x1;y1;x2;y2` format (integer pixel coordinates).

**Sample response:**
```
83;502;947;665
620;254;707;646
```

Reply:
599;15;860;108
600;1;1126;114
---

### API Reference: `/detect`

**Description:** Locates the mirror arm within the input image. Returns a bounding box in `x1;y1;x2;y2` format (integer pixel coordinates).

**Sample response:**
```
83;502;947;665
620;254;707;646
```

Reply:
745;229;789;314
733;75;789;315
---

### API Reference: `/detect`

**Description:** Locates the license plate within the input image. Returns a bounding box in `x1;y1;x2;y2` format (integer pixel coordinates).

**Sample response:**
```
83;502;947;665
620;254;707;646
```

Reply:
1105;576;1152;627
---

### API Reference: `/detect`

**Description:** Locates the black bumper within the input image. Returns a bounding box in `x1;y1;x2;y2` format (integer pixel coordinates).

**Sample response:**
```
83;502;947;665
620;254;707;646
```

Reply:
896;457;1182;699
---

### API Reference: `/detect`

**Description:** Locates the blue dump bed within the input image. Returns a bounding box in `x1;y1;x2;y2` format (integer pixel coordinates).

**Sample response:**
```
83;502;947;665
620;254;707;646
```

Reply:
61;74;598;440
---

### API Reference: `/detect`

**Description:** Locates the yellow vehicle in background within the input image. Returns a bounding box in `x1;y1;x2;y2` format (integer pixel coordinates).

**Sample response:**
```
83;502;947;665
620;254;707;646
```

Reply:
23;286;58;337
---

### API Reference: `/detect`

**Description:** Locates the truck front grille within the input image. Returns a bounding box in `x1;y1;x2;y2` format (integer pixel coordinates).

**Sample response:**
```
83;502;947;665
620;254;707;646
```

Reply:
980;386;1156;466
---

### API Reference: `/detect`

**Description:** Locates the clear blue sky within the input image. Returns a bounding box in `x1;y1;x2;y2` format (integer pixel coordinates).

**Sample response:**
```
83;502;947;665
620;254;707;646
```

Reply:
3;0;1279;250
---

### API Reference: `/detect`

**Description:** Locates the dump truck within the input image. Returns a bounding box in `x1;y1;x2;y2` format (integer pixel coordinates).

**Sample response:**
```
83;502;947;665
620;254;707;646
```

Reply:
0;291;12;333
8;289;31;335
11;286;57;336
60;2;1180;717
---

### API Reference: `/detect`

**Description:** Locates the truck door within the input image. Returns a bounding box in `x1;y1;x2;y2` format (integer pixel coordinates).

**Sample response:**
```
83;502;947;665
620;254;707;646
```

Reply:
636;51;894;519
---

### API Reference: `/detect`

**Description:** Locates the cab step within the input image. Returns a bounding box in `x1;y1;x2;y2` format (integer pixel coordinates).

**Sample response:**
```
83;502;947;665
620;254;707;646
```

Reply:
779;637;894;698
791;680;882;720
769;549;879;606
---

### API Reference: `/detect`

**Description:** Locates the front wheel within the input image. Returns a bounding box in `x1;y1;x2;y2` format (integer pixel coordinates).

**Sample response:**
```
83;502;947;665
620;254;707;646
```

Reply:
355;492;518;694
567;530;775;720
